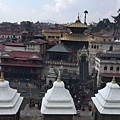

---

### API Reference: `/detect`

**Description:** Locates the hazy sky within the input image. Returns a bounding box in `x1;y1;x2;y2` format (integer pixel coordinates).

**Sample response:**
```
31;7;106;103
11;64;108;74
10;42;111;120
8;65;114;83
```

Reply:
0;0;119;24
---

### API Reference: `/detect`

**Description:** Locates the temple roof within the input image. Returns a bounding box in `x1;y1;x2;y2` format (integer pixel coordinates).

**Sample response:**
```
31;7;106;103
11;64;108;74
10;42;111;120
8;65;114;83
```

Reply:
60;33;94;41
34;33;45;38
67;15;88;28
0;73;23;115
41;76;76;114
47;43;70;53
25;39;47;45
68;21;88;28
1;51;43;60
92;77;120;114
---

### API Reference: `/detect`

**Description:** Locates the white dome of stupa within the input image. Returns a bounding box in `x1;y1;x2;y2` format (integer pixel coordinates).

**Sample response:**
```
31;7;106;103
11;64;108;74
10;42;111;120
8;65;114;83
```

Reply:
92;77;120;114
41;75;76;114
0;73;23;115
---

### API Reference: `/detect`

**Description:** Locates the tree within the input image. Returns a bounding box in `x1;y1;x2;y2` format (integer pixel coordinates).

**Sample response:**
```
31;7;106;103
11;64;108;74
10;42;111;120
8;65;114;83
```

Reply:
112;9;120;36
84;10;88;25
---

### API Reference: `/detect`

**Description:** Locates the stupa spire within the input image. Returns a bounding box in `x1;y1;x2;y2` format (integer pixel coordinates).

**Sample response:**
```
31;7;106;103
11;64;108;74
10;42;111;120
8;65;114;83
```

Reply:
57;68;61;82
81;45;87;52
0;72;4;82
75;13;81;23
111;76;116;84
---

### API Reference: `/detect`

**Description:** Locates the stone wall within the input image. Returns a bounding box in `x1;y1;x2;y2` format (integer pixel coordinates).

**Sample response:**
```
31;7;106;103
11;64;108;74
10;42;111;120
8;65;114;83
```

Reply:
94;110;120;120
44;115;73;120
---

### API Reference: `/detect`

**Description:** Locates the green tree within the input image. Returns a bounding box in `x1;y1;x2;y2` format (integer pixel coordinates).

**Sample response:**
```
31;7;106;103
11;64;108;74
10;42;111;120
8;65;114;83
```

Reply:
112;9;120;36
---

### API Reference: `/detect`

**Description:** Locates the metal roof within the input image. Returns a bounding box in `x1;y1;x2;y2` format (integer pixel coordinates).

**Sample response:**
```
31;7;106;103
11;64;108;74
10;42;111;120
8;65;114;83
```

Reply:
47;43;70;53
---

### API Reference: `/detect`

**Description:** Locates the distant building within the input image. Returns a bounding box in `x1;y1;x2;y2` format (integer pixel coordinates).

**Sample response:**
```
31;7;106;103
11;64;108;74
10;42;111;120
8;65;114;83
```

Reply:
0;73;23;120
95;50;120;88
93;32;114;42
60;15;94;53
89;41;120;75
43;43;79;77
25;39;48;55
42;29;65;42
46;43;71;61
33;33;46;40
59;14;94;82
0;32;21;40
5;42;25;51
0;44;5;70
0;51;43;81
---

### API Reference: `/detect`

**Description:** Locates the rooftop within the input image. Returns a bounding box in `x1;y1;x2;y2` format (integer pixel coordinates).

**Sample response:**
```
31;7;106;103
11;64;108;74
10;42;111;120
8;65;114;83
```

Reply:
1;51;42;60
26;39;47;45
47;43;70;53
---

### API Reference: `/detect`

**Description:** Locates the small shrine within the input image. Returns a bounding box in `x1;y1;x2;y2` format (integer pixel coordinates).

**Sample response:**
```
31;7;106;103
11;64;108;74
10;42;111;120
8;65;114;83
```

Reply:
41;72;76;120
0;73;23;120
92;77;120;120
46;66;57;85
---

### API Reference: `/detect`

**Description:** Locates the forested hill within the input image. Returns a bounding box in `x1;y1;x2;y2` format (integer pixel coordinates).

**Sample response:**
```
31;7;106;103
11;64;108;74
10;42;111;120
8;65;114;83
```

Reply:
88;10;120;37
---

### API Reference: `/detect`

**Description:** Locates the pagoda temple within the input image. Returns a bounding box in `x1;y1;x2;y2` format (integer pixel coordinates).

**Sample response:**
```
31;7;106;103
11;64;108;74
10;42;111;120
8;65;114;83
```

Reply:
0;73;23;120
41;73;76;120
60;14;94;53
92;77;120;120
60;14;94;83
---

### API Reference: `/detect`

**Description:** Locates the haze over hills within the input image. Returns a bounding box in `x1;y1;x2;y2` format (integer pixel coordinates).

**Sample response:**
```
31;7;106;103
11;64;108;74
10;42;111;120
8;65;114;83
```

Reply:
40;19;59;24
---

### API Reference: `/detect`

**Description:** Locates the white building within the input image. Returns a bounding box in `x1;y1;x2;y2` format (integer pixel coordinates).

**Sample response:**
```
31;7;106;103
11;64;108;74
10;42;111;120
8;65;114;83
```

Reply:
94;51;120;88
5;42;26;51
25;39;47;54
0;32;21;40
89;41;120;75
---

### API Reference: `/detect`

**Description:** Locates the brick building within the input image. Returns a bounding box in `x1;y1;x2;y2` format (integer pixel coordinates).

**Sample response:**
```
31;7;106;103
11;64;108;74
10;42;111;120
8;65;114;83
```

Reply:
0;51;43;81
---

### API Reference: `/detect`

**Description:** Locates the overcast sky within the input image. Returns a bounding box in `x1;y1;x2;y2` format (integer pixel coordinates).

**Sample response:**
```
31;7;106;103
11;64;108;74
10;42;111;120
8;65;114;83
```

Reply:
0;0;119;24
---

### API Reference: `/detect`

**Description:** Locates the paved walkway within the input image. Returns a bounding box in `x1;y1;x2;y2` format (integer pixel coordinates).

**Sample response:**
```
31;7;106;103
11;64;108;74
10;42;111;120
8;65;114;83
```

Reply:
10;81;93;120
20;104;42;117
20;104;93;120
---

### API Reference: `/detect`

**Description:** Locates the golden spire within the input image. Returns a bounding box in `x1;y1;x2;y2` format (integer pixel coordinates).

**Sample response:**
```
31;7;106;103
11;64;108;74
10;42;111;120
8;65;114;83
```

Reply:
57;68;61;82
75;13;81;23
111;76;116;84
81;45;87;52
0;72;4;82
57;74;61;82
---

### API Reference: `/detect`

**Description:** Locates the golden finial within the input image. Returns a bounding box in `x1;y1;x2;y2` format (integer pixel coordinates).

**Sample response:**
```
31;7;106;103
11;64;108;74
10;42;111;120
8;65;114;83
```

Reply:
57;75;61;82
75;13;81;23
0;72;4;82
81;45;86;52
57;68;61;82
111;76;116;84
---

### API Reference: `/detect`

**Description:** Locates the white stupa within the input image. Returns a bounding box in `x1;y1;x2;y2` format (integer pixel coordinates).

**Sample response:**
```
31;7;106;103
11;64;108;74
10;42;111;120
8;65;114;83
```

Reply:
41;74;76;115
92;77;120;114
46;67;57;84
0;73;23;115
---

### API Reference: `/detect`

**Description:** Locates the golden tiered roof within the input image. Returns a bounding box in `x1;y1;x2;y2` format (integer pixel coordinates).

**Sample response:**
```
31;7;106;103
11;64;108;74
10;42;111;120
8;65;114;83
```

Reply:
67;14;88;28
60;33;94;41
